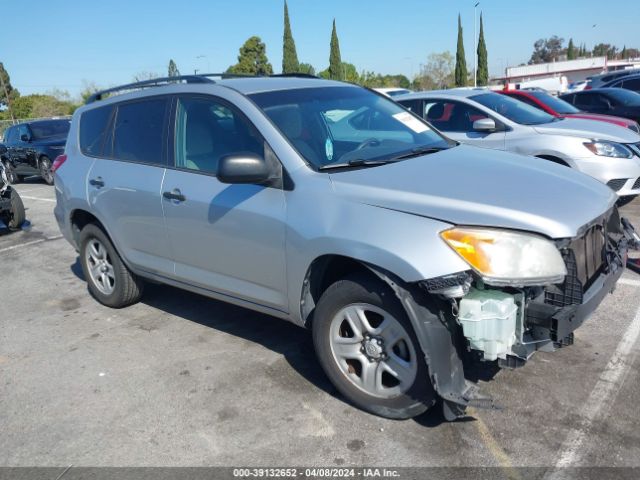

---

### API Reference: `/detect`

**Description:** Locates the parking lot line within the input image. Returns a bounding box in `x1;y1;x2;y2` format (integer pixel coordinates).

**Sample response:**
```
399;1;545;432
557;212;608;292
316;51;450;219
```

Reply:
469;408;521;480
19;195;56;203
0;235;63;254
618;277;640;287
548;300;640;473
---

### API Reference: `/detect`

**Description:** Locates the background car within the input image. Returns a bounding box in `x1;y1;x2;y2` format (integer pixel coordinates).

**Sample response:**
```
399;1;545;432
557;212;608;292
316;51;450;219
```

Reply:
600;73;640;93
0;145;25;231
1;118;70;185
585;69;640;90
397;89;640;200
500;89;640;133
373;87;412;97
566;80;588;93
560;88;640;124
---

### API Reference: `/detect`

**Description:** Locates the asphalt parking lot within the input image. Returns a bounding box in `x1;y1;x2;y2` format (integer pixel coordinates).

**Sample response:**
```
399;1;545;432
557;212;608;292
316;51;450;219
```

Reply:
1;179;640;473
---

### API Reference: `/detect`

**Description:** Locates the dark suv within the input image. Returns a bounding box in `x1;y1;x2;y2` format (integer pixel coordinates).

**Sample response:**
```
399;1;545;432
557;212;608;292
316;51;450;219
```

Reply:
1;119;70;185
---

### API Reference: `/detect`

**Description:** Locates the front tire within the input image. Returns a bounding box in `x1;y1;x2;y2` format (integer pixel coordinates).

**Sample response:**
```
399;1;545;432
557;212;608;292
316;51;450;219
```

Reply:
3;162;19;184
312;273;435;419
39;156;54;185
8;189;25;229
79;224;144;308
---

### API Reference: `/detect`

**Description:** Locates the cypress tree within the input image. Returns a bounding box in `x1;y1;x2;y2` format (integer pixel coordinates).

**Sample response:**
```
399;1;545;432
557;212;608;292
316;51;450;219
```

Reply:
454;14;468;87
329;19;343;80
621;45;627;59
567;39;576;60
168;59;180;77
476;13;488;86
282;0;300;73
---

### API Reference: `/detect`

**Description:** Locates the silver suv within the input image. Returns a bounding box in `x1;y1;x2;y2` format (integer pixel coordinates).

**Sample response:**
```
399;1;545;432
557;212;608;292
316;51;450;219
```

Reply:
54;75;635;421
396;89;640;199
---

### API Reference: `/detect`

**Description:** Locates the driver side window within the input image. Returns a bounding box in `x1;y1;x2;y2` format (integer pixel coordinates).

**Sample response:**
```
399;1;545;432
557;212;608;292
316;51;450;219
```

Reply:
425;101;489;133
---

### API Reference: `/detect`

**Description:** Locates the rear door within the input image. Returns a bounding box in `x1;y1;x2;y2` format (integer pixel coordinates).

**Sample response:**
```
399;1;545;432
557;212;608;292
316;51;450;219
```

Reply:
423;99;506;150
161;94;288;312
85;96;174;276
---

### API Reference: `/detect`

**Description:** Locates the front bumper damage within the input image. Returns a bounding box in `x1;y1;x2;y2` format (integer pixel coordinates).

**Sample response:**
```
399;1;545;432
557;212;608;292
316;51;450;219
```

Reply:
373;209;638;421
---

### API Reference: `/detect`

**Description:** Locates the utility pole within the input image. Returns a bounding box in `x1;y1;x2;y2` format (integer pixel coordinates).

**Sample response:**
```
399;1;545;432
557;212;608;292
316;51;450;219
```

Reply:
474;2;480;87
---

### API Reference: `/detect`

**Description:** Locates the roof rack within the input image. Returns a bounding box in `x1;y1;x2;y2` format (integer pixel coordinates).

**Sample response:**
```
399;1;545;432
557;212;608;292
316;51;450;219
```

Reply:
86;72;321;104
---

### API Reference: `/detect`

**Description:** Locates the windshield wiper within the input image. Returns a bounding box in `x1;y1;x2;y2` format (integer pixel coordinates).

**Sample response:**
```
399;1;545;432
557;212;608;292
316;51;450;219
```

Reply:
390;145;449;160
318;159;394;171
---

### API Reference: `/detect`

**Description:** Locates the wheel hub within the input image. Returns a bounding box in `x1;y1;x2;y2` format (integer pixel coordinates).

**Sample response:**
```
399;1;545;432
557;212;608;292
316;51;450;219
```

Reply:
362;335;386;361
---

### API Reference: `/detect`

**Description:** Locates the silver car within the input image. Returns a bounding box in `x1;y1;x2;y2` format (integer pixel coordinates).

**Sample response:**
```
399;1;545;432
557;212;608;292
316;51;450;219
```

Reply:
54;75;635;421
396;89;640;199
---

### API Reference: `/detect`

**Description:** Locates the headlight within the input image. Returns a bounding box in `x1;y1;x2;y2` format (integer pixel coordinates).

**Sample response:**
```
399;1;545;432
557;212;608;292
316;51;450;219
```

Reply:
440;227;567;286
583;141;633;158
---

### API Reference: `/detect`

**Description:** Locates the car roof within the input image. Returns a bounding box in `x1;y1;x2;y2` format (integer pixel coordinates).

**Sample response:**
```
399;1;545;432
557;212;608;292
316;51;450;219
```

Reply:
567;88;633;95
603;73;640;84
396;88;493;101
216;76;347;94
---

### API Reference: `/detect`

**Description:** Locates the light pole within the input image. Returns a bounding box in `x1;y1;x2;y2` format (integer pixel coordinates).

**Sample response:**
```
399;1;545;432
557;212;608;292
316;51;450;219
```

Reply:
474;2;480;87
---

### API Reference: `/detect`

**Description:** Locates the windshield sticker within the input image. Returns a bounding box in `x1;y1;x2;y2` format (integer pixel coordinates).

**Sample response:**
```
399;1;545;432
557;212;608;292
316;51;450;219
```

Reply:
325;137;334;161
392;111;430;133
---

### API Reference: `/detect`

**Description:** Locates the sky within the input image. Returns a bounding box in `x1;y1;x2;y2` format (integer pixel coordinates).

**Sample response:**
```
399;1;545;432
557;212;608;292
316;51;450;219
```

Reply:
2;0;640;99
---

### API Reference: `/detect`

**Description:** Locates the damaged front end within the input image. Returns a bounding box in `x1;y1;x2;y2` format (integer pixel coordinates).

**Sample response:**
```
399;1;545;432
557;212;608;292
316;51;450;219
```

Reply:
384;208;637;421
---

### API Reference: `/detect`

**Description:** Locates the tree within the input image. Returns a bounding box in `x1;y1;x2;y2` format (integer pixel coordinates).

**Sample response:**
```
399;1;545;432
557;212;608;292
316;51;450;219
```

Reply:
168;59;180;78
132;71;159;82
282;0;300;73
227;36;273;75
9;94;75;119
476;13;488;86
592;43;618;59
297;63;315;75
454;14;468;87
0;62;19;114
414;51;454;90
329;19;343;80
621;45;627;59
567;38;576;60
529;36;565;64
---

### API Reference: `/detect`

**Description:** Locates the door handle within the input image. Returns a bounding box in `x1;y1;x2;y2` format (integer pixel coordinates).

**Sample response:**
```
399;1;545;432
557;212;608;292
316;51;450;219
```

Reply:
89;177;104;188
163;189;186;202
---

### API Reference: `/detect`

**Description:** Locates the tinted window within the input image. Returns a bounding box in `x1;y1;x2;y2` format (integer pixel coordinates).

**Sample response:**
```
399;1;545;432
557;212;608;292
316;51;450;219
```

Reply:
605;89;640;106
250;86;451;169
622;78;640;91
573;93;595;108
397;99;423;115
4;126;16;143
507;94;542;110
528;91;580;114
80;106;113;157
17;124;30;141
424;100;490;132
112;98;168;164
471;93;555;125
174;96;263;174
30;120;70;139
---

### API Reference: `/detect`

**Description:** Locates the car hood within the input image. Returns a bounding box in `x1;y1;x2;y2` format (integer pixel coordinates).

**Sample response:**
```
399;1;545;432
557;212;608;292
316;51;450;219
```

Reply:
565;112;636;127
532;117;640;142
329;145;616;239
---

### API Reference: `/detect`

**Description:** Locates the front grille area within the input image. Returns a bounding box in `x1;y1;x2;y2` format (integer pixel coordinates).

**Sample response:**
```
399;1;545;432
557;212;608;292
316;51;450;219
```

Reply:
633;177;640;190
545;223;606;307
607;178;628;192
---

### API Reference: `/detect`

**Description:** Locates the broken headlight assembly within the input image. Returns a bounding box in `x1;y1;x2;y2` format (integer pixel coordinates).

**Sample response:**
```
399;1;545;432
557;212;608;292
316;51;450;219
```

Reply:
440;227;567;287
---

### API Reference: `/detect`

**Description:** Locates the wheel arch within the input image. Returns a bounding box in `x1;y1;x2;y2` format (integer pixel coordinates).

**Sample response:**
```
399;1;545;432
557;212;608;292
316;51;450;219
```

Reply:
535;154;572;167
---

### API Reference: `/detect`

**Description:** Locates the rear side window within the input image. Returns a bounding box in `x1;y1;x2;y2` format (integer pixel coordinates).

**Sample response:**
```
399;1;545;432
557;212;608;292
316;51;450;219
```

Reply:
80;106;113;156
112;98;168;165
622;78;640;91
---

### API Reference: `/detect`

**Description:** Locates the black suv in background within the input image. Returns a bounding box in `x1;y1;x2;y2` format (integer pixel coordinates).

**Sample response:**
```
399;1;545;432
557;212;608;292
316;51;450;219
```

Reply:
560;88;640;125
1;119;70;185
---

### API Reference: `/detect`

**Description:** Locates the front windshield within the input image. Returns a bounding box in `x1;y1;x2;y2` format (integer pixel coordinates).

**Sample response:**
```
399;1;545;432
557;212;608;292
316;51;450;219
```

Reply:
30;120;70;139
606;89;640;106
471;92;556;125
250;86;452;169
529;91;580;114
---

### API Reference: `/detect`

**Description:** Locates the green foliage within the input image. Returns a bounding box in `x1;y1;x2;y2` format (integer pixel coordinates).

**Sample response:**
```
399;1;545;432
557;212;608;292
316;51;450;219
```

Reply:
359;72;410;89
567;38;576;60
592;43;618;59
529;36;564;64
227;36;273;75
454;14;468;87
8;94;75;119
282;0;300;73
79;81;101;104
414;51;454;90
168;59;180;77
329;19;343;80
297;63;316;75
476;13;488;86
0;62;19;114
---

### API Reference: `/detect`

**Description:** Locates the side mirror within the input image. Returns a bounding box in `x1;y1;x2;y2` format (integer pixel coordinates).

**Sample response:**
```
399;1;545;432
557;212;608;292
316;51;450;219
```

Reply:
473;118;497;132
217;153;271;184
20;134;31;142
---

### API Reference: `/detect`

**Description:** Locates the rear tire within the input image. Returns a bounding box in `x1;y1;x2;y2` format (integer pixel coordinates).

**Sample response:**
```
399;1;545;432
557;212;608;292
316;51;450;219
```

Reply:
39;156;54;185
79;224;144;308
312;272;435;419
8;189;25;230
3;162;19;184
